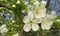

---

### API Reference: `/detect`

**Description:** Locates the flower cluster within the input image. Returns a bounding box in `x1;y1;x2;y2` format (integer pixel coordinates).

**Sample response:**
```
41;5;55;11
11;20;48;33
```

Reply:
0;24;8;34
23;0;56;32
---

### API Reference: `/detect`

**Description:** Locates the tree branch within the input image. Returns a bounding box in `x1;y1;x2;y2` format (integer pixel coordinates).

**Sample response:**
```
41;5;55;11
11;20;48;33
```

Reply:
0;2;11;10
46;0;50;8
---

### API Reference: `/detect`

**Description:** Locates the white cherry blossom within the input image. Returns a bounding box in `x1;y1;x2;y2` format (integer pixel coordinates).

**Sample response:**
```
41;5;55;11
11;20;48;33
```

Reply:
23;12;39;32
0;24;8;34
32;24;39;31
34;7;46;19
23;0;56;32
23;24;31;32
41;13;55;30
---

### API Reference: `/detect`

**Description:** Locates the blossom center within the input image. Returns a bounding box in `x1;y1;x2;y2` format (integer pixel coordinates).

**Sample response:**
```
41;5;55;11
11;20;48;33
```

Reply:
29;20;34;25
35;9;40;15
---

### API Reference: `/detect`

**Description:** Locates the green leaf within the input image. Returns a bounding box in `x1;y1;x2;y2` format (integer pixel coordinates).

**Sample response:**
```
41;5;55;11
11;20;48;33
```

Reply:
54;15;60;28
54;15;60;21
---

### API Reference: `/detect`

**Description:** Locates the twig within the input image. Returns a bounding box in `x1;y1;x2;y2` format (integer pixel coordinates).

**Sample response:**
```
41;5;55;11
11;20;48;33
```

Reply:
0;2;11;10
46;0;50;8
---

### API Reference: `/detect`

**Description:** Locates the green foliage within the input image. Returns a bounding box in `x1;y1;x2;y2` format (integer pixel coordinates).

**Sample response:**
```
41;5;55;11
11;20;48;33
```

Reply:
54;15;60;28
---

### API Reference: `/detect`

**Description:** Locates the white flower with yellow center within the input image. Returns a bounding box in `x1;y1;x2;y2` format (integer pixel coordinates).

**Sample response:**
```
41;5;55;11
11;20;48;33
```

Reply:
23;11;39;32
34;7;46;19
41;11;56;30
0;24;8;34
32;1;46;19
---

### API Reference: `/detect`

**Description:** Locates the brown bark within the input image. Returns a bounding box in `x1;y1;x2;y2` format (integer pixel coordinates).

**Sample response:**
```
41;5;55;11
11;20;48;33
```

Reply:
0;2;10;9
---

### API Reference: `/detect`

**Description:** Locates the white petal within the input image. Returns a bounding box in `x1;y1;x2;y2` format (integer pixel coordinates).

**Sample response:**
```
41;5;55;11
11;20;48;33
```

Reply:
41;24;51;30
1;24;6;28
34;8;46;18
34;8;41;19
48;20;53;25
41;1;47;5
32;24;39;31
33;17;42;23
0;24;8;33
51;11;56;19
34;1;39;6
41;16;53;30
40;8;46;17
23;16;29;23
41;20;53;30
51;11;56;15
41;1;47;7
0;28;8;33
23;24;31;32
35;14;41;19
28;11;34;20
